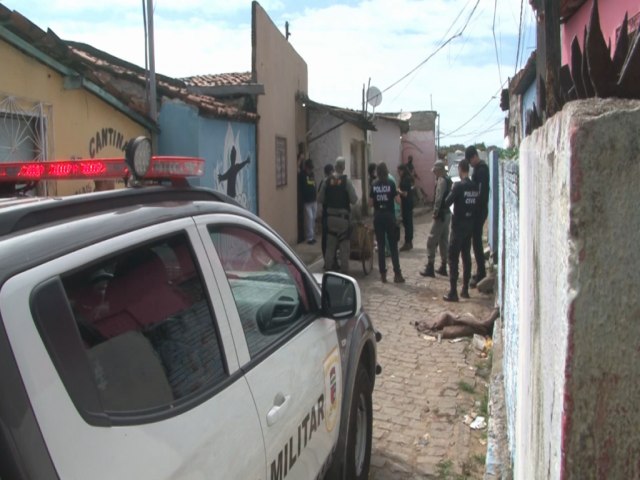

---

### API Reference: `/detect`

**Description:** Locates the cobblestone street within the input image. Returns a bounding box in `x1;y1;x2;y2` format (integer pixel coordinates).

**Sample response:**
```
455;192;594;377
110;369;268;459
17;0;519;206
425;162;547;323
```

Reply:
328;211;494;479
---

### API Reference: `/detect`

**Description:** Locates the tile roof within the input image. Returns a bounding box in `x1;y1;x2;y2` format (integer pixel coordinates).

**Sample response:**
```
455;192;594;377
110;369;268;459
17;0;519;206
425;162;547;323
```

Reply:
0;4;256;123
68;42;257;122
182;72;253;87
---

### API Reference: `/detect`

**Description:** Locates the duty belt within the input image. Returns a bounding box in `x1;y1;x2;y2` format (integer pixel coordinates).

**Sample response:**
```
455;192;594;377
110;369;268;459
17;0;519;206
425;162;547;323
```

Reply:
327;208;350;220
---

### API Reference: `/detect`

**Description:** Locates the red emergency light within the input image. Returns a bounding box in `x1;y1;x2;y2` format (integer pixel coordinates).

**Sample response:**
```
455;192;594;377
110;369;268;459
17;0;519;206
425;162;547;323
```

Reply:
0;156;204;182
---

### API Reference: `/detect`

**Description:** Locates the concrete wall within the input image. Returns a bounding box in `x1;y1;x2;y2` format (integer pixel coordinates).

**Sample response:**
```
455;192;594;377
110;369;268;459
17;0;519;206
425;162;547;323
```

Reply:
0;39;148;195
498;159;520;466
158;100;258;213
501;98;640;479
371;118;402;172
253;1;308;244
307;112;364;201
371;118;402;200
562;0;640;65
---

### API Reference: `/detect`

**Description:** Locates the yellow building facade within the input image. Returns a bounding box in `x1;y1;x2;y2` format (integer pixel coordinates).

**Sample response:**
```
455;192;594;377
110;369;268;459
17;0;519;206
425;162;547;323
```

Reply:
1;18;152;196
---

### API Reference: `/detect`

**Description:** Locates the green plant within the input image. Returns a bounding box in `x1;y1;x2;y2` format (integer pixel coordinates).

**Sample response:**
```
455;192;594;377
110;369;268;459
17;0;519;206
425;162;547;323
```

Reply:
473;453;486;465
436;459;454;478
458;380;475;394
478;388;489;417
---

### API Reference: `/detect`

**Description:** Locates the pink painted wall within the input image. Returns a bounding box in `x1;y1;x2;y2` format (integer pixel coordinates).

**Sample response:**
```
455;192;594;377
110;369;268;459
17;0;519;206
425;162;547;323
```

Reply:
562;0;640;65
401;131;436;203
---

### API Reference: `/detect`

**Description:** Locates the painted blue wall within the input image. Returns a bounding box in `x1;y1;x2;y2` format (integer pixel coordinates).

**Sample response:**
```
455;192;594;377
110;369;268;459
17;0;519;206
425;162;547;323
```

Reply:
521;82;537;136
158;101;257;213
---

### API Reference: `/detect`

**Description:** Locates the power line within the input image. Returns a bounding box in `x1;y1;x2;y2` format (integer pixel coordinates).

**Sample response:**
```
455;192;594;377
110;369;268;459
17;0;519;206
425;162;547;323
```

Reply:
440;81;506;138
442;117;504;140
379;0;481;97
514;0;525;74
390;0;476;104
492;0;503;86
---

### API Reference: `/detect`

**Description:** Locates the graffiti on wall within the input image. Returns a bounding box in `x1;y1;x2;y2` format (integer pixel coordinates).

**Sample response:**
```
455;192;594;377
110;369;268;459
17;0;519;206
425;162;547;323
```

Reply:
202;122;257;213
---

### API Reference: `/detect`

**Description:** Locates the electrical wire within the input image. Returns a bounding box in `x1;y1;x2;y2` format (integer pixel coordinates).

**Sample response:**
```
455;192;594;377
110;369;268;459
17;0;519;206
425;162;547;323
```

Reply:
440;81;506;138
379;0;481;97
442;117;504;140
514;0;525;74
492;0;503;86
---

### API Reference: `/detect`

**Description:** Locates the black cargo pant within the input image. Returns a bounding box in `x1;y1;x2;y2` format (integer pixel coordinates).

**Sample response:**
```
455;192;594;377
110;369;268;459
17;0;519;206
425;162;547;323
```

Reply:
448;220;473;293
374;209;401;275
472;208;488;278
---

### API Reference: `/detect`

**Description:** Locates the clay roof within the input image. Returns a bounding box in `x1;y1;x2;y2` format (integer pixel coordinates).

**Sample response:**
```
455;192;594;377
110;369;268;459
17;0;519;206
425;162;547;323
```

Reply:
68;42;257;122
299;95;376;132
182;72;253;87
0;5;256;124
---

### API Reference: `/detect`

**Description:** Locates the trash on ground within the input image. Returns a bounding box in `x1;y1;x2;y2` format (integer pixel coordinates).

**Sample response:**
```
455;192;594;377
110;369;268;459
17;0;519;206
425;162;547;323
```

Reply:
473;334;486;351
470;416;487;430
416;433;430;447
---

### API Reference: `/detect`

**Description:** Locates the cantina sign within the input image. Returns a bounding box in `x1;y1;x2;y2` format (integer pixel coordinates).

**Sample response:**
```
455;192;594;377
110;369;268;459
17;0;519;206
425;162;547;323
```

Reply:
88;127;132;158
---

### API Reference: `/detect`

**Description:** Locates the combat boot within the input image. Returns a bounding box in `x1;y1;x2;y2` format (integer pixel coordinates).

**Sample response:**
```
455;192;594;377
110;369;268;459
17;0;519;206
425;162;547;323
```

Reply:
419;262;435;277
393;272;406;283
400;241;413;251
436;264;448;276
460;286;470;299
443;290;459;302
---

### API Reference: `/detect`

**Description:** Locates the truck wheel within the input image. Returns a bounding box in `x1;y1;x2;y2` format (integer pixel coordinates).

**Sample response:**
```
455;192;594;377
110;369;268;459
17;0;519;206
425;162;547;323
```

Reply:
345;366;372;480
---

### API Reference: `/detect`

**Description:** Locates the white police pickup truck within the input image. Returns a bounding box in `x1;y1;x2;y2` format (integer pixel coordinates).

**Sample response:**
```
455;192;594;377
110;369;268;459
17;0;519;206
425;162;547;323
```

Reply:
0;138;381;480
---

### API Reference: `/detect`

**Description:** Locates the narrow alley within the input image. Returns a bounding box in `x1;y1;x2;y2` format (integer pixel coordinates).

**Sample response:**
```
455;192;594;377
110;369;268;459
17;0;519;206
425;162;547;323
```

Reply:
304;210;495;479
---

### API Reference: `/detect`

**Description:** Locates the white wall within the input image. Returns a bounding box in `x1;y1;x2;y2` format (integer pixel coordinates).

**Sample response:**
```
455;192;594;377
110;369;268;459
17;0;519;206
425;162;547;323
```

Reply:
503;98;640;479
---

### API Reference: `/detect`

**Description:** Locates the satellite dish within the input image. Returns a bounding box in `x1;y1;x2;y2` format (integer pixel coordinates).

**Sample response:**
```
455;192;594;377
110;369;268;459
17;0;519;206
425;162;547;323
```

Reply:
397;111;412;121
366;86;382;107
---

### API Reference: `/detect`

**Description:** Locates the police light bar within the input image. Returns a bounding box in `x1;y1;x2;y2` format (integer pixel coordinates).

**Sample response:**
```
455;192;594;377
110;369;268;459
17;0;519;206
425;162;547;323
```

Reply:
0;157;204;182
144;157;205;178
0;158;128;181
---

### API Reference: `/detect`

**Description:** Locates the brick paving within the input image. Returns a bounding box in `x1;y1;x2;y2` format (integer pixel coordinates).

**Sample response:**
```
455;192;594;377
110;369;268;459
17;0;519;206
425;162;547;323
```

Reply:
300;211;494;479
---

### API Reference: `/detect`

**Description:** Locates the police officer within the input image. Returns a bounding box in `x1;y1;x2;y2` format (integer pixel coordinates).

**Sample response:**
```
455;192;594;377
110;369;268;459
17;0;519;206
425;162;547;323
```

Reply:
443;159;478;301
420;160;452;277
467;145;490;287
369;162;405;283
317;157;357;274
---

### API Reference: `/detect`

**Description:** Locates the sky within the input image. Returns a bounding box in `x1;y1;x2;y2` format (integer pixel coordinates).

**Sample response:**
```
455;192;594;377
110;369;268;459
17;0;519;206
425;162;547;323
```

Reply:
3;0;537;148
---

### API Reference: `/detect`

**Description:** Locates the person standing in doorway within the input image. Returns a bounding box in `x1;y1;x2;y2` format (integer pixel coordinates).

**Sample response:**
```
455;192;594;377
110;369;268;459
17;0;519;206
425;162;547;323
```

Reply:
369;162;405;283
397;164;414;251
317;157;357;274
318;163;335;266
420;160;452;277
443;159;478;301
298;158;317;244
466;145;490;287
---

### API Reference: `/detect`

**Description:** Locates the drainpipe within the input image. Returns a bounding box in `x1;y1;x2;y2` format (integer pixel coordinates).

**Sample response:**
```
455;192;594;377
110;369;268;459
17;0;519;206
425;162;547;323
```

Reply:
362;127;369;218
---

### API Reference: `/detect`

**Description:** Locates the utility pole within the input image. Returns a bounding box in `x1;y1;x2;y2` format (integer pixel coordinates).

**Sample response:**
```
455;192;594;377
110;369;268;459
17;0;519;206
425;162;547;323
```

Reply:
146;0;158;150
534;0;561;120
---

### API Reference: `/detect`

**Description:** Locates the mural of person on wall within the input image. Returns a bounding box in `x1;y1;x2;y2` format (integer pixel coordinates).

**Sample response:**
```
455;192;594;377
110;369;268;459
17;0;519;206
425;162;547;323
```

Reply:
218;145;250;198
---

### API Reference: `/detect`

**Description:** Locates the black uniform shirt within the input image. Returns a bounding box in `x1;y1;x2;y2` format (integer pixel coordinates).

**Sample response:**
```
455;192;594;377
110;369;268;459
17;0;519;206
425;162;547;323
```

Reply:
399;174;414;210
370;179;397;212
472;161;490;211
444;177;479;227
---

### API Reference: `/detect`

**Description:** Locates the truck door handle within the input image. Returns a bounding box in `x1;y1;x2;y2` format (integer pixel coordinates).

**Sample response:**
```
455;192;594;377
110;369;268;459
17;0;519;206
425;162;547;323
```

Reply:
266;393;291;426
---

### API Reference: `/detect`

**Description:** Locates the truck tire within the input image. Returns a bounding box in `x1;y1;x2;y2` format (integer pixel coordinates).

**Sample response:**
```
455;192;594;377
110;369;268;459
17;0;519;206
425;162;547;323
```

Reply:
345;365;372;480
